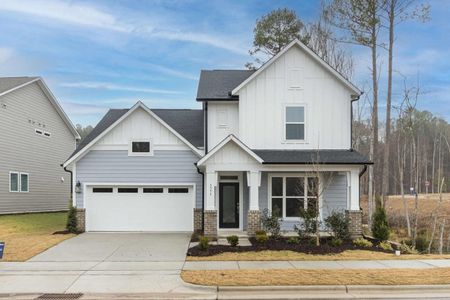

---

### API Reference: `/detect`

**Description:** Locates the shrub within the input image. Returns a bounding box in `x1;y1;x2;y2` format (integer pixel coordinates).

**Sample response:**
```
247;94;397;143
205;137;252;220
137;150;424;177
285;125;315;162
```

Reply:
255;231;268;244
226;235;239;247
191;231;200;242
371;198;390;241
287;237;300;244
255;230;267;236
295;208;319;238
378;240;393;251
353;238;373;248
261;208;281;238
66;206;78;233
324;211;350;240
330;237;343;247
198;236;209;251
415;235;429;253
399;241;418;254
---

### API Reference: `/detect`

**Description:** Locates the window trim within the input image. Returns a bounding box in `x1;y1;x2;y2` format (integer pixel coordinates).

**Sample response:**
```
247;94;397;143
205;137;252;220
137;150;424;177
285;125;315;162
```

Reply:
283;104;307;143
268;173;319;221
20;172;29;193
9;171;19;192
128;139;153;156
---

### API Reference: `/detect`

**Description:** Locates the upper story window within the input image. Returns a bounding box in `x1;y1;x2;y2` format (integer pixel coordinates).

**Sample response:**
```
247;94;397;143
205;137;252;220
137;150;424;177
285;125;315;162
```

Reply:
285;106;305;141
129;140;153;156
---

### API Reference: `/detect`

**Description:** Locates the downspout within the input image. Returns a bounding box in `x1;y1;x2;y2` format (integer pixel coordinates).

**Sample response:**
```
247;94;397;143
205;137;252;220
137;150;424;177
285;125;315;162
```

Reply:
358;164;368;210
350;92;363;150
61;163;73;207
196;164;205;232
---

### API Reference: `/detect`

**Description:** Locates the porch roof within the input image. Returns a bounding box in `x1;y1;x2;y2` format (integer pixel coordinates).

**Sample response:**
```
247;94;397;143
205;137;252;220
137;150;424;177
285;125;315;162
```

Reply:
252;149;372;165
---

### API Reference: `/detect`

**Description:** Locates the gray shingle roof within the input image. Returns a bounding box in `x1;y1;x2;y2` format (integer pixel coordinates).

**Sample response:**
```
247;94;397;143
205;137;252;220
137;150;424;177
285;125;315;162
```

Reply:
252;149;371;165
0;77;39;94
196;70;255;101
67;108;204;162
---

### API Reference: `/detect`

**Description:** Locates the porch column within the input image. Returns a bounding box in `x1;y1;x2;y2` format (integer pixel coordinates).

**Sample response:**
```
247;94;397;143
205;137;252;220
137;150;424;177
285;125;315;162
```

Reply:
204;171;218;237
247;171;261;236
346;169;362;238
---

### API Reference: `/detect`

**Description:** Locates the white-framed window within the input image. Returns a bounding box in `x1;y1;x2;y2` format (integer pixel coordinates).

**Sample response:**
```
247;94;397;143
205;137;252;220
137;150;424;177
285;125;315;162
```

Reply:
43;131;51;137
20;173;29;192
285;106;305;141
128;140;153;156
9;172;19;192
35;128;43;135
269;174;318;219
9;172;29;193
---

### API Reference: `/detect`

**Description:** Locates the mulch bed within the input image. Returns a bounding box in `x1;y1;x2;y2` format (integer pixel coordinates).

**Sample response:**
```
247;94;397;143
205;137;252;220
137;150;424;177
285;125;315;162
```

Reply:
187;237;391;257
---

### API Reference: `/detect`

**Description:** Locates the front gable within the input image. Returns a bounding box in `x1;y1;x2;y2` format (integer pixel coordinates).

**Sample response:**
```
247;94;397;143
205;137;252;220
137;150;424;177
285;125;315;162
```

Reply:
93;107;189;151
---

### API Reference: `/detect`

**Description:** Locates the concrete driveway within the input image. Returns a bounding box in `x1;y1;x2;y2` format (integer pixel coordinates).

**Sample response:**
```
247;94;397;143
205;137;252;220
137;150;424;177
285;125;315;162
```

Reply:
0;233;214;297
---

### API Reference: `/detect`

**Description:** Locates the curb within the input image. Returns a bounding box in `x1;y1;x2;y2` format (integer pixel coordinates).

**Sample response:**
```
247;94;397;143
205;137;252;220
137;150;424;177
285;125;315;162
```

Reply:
219;284;450;292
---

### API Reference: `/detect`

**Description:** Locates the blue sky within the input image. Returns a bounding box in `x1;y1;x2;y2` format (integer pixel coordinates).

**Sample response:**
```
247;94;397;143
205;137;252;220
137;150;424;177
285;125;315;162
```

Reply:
0;0;448;126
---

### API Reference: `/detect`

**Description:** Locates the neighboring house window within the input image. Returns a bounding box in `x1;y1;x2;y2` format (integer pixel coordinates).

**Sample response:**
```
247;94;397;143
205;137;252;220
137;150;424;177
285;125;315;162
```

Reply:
10;172;19;192
9;172;29;193
270;175;318;219
285;106;305;140
43;131;51;137
35;129;43;135
20;173;29;192
129;140;153;156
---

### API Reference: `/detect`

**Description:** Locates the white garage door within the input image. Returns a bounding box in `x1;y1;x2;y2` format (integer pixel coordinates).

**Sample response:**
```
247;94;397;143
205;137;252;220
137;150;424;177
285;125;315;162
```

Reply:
85;185;194;232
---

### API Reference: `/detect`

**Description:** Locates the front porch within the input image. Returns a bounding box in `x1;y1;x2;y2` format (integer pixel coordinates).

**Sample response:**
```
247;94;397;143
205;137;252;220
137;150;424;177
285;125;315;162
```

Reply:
196;136;368;238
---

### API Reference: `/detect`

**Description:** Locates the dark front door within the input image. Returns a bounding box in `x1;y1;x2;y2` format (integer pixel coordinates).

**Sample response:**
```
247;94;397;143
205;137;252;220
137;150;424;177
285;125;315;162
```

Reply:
219;182;239;228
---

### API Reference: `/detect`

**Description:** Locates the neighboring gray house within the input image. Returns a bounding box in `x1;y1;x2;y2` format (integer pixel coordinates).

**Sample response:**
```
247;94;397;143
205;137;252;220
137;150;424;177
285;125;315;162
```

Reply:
63;40;371;237
0;77;80;214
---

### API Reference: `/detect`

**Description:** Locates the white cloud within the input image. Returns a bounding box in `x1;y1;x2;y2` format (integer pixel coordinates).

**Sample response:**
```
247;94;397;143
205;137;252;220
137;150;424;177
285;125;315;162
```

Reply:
0;47;14;63
0;0;247;55
60;82;182;94
0;0;129;32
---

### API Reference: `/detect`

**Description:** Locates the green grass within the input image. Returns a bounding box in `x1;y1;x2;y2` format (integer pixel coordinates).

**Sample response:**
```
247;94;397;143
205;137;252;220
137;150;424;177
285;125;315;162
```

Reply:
0;212;75;261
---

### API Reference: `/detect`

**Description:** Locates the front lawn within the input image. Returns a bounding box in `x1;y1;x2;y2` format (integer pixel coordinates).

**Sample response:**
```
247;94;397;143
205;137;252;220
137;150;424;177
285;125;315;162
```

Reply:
0;212;74;261
182;268;450;286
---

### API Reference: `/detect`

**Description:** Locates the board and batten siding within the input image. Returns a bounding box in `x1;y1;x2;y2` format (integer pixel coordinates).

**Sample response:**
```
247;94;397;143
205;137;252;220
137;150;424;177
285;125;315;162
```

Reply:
237;45;353;150
75;150;203;208
0;82;75;214
207;102;239;151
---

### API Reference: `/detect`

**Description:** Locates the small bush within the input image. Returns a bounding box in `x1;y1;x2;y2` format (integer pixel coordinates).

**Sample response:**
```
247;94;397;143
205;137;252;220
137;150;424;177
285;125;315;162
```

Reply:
378;240;393;251
399;241;418;254
255;230;267;236
287;237;300;244
330;237;343;247
295;208;318;238
353;238;373;248
226;235;239;247
371;198;390;241
198;236;209;251
66;206;78;233
415;235;429;253
324;210;350;240
261;208;281;238
191;231;200;242
255;231;268;244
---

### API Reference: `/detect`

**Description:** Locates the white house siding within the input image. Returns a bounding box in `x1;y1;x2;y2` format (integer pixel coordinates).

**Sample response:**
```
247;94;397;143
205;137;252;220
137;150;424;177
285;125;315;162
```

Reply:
207;102;239;151
75;150;203;208
0;82;75;214
237;45;353;150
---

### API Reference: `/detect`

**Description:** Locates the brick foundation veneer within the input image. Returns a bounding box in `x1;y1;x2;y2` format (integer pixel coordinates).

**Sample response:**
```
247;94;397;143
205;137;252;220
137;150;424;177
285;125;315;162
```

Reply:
76;208;86;233
346;210;362;238
204;210;217;237
193;208;203;232
247;210;261;236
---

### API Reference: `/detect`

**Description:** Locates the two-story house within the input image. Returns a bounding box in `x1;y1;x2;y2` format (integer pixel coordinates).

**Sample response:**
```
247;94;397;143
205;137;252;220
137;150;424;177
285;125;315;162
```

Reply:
63;40;371;237
0;77;80;214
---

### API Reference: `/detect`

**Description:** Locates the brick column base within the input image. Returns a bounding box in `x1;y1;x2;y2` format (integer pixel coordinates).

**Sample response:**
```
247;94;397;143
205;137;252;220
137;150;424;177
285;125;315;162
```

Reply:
76;208;86;233
247;210;261;236
204;210;217;238
193;208;203;232
346;210;362;238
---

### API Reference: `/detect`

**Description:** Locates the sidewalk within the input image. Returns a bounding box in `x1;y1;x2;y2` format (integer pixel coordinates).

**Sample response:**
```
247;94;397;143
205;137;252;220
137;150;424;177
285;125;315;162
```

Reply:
183;259;450;270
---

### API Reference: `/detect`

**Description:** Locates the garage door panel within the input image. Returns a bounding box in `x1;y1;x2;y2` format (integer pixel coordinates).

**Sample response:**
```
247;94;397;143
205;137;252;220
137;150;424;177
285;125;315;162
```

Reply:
86;186;194;232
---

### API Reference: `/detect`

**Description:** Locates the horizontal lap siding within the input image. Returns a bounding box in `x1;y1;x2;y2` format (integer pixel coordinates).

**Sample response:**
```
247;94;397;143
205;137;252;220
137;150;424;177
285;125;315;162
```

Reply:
0;83;75;214
75;150;202;208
